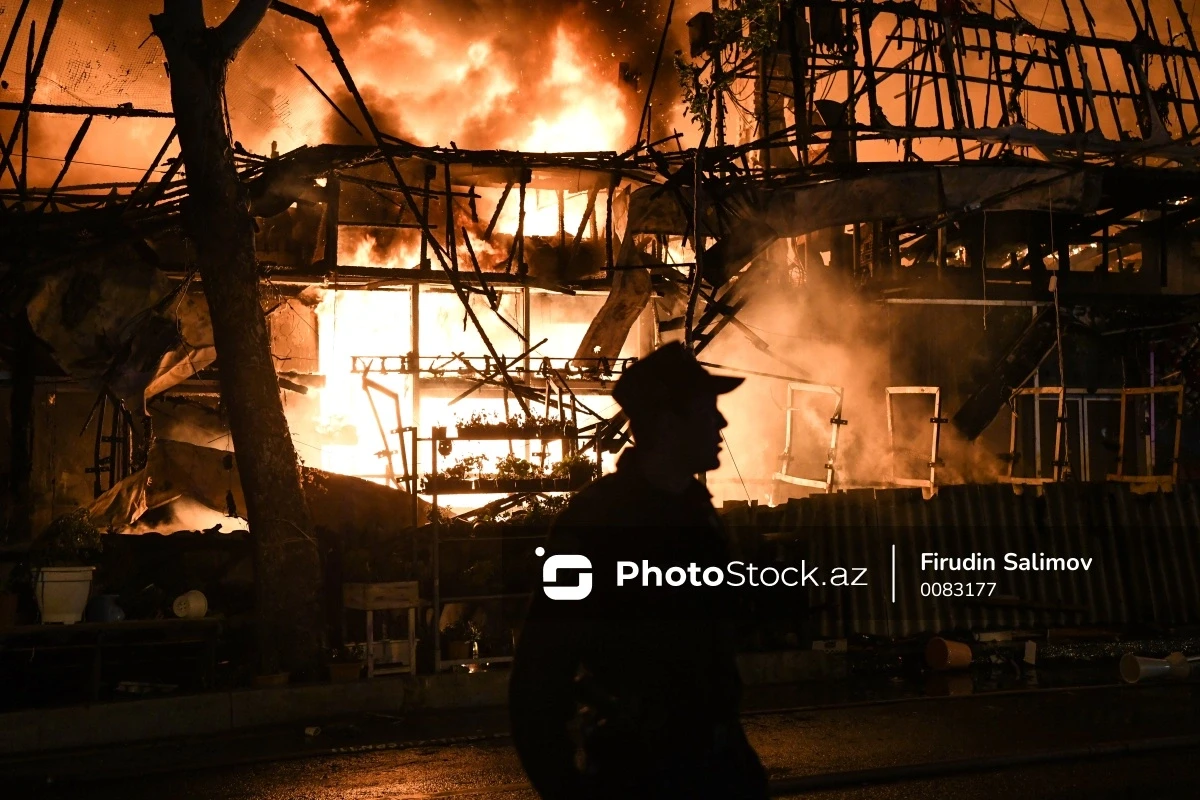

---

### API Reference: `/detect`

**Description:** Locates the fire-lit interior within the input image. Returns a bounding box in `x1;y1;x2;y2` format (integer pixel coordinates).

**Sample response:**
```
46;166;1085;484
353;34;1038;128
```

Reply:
310;286;646;508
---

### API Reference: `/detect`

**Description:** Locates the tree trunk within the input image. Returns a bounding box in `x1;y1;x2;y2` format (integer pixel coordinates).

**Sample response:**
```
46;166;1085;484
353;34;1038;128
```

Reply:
152;0;324;677
6;314;36;543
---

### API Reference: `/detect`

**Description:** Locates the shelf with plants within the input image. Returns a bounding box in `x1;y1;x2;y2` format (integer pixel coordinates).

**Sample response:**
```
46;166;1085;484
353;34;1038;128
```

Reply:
419;452;599;495
422;416;601;672
447;411;578;440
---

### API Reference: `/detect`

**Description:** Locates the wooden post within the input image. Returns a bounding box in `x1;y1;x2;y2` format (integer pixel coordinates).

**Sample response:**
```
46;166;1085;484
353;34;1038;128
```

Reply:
605;177;615;270
324;172;339;270
516;168;528;276
444;161;456;270
420;164;434;268
936;225;946;280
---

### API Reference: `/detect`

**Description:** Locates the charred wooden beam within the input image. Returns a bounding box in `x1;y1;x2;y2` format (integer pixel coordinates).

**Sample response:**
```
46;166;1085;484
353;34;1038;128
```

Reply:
337;172;480;201
19;20;35;196
483;181;512;242
125;128;178;211
0;0;32;82
0;101;173;118
0;0;64;189
34;115;92;213
296;64;363;139
951;307;1059;440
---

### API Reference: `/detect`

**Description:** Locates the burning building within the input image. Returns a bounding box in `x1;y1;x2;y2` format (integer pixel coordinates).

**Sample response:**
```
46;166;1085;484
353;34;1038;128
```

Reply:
1;0;1199;721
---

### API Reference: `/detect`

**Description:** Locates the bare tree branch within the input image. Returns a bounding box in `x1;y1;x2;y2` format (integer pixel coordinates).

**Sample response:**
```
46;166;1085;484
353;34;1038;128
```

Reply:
213;0;272;60
149;0;205;41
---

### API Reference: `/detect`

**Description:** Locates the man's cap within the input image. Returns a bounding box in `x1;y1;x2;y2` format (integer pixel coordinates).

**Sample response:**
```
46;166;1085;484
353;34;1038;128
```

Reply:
612;342;744;419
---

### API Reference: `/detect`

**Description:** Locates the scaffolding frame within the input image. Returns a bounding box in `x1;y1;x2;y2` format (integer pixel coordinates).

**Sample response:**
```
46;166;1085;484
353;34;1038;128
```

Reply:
771;381;845;495
998;386;1069;486
885;386;943;489
1107;385;1185;488
998;387;1129;485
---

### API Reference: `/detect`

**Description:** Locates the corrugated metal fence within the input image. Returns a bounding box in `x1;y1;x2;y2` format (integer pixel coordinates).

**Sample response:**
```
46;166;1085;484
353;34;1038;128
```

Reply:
720;483;1200;638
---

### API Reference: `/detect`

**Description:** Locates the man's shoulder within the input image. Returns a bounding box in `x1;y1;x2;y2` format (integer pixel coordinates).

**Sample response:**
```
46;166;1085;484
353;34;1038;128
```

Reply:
562;468;664;524
562;471;628;509
545;473;638;551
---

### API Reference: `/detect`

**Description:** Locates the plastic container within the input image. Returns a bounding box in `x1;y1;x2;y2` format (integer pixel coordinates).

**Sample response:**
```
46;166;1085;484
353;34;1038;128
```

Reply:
925;636;973;671
172;590;208;619
36;567;95;624
1120;652;1191;683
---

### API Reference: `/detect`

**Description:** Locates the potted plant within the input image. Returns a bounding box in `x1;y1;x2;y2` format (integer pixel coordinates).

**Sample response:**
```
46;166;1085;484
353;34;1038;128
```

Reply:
551;453;598;486
495;453;542;488
424;454;488;492
30;509;103;624
442;619;482;661
455;411;505;436
327;644;365;683
446;454;487;480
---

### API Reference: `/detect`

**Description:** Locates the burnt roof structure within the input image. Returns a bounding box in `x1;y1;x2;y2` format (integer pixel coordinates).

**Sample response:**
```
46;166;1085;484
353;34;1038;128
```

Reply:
5;0;1200;479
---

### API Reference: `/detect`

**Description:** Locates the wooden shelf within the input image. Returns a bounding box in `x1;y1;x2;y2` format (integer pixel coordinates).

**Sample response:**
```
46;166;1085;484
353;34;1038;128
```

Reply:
422;430;576;441
421;476;592;494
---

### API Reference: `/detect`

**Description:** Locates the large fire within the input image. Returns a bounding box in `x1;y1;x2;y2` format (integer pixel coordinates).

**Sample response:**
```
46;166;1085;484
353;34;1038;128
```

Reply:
310;288;628;503
2;0;656;507
521;27;630;153
300;11;636;500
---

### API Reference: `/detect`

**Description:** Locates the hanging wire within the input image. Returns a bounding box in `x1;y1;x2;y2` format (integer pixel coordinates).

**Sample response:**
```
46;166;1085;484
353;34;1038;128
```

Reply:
1049;188;1066;386
1048;185;1070;477
720;430;752;504
981;210;989;330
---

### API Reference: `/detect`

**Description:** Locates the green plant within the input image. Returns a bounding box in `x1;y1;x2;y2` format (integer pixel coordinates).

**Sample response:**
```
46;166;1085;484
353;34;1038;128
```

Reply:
495;454;540;479
31;509;103;568
673;0;783;135
441;619;482;643
550;453;598;481
442;454;488;480
456;411;502;430
497;494;569;526
328;643;365;663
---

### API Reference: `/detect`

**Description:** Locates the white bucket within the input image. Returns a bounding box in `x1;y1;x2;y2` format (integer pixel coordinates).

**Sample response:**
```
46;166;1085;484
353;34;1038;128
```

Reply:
1120;654;1174;683
36;567;95;624
172;590;208;619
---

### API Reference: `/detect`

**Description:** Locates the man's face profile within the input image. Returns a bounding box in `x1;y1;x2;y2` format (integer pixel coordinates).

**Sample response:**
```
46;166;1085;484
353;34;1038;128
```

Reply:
653;393;728;474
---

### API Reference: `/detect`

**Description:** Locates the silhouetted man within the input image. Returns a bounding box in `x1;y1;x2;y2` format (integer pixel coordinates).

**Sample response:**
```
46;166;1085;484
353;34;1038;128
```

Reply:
510;342;767;799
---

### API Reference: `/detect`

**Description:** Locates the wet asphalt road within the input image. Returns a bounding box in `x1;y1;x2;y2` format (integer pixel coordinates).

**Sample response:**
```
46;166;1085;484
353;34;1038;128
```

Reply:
25;683;1200;800
35;741;1200;800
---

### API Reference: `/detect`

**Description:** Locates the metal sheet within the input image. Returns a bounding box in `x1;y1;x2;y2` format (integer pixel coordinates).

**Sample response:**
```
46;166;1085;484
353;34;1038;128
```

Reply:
722;482;1200;639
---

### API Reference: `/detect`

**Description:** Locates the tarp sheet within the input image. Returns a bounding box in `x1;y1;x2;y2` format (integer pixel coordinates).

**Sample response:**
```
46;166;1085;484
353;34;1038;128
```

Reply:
89;440;430;534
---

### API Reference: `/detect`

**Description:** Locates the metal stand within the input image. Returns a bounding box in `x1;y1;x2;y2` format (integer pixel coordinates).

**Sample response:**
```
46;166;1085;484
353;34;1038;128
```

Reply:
771;381;846;498
343;581;420;677
885;386;944;490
